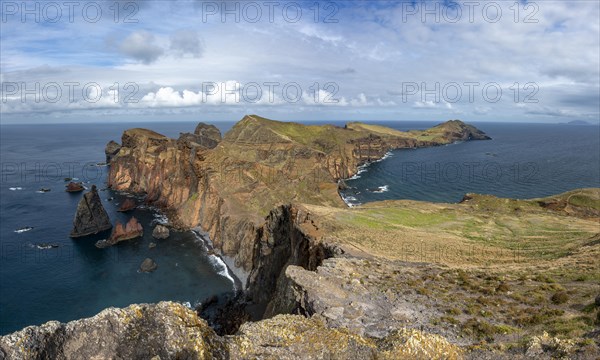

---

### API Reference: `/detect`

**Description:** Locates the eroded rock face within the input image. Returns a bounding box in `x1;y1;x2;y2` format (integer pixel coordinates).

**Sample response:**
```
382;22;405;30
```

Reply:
107;116;490;275
0;302;462;360
117;198;136;212
70;185;112;238
194;122;222;147
96;217;143;248
105;140;121;163
111;217;143;242
0;302;226;360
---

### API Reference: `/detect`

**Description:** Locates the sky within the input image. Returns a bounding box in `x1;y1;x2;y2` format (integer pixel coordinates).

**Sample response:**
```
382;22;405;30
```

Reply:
0;0;599;124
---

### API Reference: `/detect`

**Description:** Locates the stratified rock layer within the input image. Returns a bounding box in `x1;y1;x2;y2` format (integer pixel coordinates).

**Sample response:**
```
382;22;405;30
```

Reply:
96;217;143;248
105;140;121;163
107;116;491;275
70;185;112;237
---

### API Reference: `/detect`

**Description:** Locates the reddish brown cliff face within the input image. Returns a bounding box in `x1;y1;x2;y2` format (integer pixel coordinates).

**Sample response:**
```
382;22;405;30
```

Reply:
107;116;490;273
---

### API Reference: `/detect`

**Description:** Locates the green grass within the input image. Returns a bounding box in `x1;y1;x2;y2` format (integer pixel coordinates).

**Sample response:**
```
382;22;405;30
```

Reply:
569;194;600;211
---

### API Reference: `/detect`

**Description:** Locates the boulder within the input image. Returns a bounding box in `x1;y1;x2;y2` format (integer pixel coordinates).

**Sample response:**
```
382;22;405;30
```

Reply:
70;185;112;238
140;258;158;272
118;198;136;212
152;224;170;239
65;182;84;192
105;140;121;163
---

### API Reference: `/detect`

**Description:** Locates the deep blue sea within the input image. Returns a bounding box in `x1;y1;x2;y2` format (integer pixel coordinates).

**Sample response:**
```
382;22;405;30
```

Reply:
0;122;237;335
339;122;600;206
1;120;599;335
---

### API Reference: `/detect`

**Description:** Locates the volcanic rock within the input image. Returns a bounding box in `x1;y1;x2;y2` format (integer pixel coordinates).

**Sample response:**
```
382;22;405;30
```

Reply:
117;198;136;212
65;182;84;192
140;258;158;272
110;217;143;242
105;140;121;163
193;122;222;148
70;185;112;238
152;224;170;239
95;217;143;248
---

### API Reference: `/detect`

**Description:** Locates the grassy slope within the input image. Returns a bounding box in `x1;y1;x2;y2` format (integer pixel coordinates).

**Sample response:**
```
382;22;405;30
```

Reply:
307;188;599;265
299;188;599;352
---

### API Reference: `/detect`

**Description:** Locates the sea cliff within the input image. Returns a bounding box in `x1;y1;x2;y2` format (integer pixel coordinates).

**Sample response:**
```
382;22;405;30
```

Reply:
3;117;598;359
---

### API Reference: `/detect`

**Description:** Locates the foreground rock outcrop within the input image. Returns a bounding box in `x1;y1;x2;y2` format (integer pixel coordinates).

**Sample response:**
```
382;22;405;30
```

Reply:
0;302;226;359
70;185;112;237
0;302;462;360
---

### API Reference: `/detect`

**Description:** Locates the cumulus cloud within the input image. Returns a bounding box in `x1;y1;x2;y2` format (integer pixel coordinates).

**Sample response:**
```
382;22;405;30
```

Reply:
2;0;599;122
118;31;164;64
170;29;204;58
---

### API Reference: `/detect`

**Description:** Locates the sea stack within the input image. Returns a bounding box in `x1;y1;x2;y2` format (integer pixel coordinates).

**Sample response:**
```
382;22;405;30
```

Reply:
96;217;143;248
70;185;112;237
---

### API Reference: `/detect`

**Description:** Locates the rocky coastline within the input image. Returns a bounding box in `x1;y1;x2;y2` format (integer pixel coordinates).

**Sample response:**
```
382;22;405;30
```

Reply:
2;116;599;359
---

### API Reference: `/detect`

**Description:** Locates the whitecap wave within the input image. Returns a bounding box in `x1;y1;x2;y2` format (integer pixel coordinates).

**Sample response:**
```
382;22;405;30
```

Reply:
152;212;169;225
373;185;389;193
340;194;361;208
15;227;33;233
9;187;23;191
374;151;394;163
208;254;237;291
191;230;237;290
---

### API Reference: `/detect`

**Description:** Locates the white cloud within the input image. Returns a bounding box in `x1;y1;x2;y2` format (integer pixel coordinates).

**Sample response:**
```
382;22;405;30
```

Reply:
1;0;599;123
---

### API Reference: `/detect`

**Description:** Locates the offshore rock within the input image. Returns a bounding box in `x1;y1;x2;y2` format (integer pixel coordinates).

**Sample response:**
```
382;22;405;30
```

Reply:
152;224;170;239
65;182;84;192
140;258;158;272
0;302;226;360
117;198;136;212
70;185;112;238
96;217;143;248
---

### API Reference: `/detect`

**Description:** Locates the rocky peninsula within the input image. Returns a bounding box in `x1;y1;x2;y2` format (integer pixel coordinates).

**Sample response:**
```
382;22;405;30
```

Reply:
2;116;599;359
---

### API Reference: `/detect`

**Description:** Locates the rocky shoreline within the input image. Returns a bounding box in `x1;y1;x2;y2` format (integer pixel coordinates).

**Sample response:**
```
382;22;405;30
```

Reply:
2;116;598;359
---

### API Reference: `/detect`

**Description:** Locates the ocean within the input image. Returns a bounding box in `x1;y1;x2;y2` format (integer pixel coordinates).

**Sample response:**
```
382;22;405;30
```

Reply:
0;122;237;335
339;122;600;206
1;120;599;334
